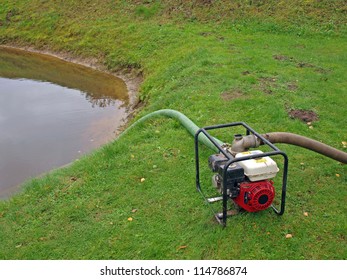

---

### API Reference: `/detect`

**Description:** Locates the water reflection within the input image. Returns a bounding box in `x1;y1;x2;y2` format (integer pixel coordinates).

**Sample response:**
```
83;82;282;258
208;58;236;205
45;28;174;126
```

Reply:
0;46;128;107
0;46;129;198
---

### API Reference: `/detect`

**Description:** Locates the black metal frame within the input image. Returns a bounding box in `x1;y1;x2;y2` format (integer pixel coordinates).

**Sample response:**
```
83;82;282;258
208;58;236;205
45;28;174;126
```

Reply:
195;122;288;226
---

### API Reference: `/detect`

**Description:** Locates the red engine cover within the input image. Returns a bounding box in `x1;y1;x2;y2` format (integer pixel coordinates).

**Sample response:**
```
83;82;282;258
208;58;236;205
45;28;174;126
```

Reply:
233;180;275;212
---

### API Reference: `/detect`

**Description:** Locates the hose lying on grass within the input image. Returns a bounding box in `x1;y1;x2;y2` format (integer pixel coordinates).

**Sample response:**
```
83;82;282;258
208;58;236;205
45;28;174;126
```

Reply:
119;109;347;164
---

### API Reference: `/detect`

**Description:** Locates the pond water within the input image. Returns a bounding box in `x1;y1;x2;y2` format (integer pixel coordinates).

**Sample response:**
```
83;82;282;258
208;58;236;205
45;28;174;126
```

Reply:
0;46;129;198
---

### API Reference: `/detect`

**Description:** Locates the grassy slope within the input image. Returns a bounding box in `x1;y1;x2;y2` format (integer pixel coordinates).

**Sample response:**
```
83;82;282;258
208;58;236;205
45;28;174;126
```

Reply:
0;1;346;259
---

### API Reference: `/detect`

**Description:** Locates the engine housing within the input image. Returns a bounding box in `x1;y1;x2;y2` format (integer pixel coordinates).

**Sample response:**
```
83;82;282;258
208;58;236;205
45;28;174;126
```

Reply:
209;151;278;212
233;180;275;212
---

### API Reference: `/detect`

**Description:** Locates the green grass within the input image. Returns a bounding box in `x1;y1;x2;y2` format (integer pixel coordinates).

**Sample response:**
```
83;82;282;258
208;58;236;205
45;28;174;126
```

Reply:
0;0;346;259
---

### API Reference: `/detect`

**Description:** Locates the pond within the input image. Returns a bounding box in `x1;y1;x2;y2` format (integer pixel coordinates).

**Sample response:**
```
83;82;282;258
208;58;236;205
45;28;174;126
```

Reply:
0;46;129;198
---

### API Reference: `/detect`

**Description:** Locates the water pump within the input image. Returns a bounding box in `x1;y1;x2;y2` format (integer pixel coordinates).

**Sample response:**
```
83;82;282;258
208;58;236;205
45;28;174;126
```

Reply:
195;122;288;226
209;150;278;212
121;109;346;226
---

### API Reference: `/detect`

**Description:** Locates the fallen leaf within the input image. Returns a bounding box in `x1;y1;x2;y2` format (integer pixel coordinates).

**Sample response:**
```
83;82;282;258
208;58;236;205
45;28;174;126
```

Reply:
15;244;22;248
178;245;187;250
304;212;309;217
127;217;133;222
285;233;293;239
342;141;347;148
306;122;312;126
140;178;145;183
308;126;313;129
131;209;138;213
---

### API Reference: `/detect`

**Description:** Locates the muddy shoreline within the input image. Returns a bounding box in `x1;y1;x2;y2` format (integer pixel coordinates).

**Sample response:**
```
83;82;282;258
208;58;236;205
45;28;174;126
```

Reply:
0;44;143;133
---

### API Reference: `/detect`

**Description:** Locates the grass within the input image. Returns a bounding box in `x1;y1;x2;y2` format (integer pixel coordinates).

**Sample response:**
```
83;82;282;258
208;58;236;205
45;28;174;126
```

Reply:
0;0;346;259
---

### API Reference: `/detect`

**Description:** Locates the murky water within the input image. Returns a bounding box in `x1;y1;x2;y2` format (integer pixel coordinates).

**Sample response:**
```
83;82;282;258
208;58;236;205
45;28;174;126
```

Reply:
0;46;129;198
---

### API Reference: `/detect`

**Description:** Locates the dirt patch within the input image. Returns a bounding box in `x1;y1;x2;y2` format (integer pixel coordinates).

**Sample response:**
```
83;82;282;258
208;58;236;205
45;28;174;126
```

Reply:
315;67;331;74
273;54;294;61
259;77;277;83
257;76;277;94
221;89;246;101
287;82;298;91
274;54;330;75
297;62;315;68
288;109;319;123
199;32;213;37
297;62;330;74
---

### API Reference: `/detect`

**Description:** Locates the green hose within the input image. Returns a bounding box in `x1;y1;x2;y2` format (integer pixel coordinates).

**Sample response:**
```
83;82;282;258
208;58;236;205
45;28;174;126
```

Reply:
118;109;223;151
118;109;347;163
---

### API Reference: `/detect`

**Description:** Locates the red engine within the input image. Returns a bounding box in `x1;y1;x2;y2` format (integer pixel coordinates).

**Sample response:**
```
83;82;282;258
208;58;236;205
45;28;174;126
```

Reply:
209;150;279;214
233;180;275;212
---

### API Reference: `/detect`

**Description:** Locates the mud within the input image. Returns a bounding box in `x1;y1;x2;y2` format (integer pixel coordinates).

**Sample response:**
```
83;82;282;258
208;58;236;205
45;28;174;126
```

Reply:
288;109;319;123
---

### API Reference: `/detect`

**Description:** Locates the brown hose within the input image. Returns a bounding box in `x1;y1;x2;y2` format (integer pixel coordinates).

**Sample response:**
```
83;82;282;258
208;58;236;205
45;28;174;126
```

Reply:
261;132;347;164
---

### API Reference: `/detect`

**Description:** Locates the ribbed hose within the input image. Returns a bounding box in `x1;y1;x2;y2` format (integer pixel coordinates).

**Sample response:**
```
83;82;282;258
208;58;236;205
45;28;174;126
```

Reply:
262;132;347;164
118;109;223;151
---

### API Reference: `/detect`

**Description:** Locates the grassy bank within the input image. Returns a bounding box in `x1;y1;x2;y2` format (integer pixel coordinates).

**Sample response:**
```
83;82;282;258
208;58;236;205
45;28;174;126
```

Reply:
0;1;346;259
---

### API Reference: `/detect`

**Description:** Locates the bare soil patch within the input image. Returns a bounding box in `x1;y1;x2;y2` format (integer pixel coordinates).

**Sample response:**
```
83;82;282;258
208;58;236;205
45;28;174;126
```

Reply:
288;109;319;123
273;54;294;61
221;89;246;101
257;76;277;94
287;82;298;91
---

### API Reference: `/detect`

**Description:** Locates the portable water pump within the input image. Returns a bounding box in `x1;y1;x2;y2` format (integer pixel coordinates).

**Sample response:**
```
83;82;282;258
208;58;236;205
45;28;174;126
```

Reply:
121;109;346;226
195;122;288;226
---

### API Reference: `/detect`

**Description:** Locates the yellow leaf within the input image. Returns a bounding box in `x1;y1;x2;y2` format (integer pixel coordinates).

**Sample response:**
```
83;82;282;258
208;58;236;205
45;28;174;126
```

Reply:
178;245;187;250
127;217;133;222
285;233;293;239
336;174;340;177
140;178;145;183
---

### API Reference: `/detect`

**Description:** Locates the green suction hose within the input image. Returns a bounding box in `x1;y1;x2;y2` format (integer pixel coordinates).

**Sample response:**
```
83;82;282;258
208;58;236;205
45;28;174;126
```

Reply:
118;109;223;151
118;108;347;163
